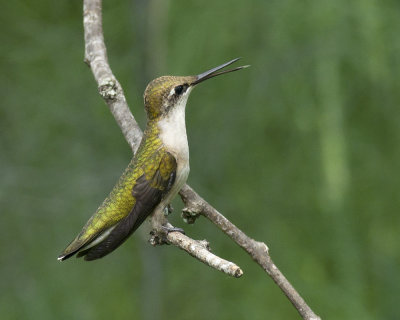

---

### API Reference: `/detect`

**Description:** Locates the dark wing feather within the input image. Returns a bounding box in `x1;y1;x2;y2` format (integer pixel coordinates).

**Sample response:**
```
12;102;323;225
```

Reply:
81;152;177;261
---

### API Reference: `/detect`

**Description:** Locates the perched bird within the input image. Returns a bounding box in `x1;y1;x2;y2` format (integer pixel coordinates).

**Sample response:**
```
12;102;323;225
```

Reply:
58;58;248;261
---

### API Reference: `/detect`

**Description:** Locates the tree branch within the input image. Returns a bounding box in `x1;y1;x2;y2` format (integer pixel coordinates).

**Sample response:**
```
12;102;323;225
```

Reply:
180;185;320;319
82;0;321;318
83;1;142;153
149;227;243;278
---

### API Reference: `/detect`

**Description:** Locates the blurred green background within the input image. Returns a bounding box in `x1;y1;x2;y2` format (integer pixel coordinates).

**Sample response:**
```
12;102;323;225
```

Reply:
1;0;399;319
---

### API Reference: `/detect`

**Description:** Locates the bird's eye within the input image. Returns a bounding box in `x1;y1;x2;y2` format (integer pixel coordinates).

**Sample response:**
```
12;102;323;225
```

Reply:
174;85;184;95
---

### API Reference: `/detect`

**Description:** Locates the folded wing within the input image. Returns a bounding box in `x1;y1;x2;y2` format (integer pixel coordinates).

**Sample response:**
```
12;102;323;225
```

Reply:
77;151;177;261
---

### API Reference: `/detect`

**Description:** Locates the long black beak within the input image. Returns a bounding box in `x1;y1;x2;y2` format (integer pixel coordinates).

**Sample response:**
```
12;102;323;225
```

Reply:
191;58;249;86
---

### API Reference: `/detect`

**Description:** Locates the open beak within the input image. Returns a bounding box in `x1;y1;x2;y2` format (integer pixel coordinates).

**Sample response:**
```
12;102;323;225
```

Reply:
191;58;249;86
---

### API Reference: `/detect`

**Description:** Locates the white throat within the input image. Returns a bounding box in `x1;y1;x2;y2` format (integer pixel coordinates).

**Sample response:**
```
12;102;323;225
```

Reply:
157;89;191;161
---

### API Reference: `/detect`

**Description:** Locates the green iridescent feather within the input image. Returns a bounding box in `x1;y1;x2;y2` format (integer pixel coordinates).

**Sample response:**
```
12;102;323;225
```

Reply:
59;120;176;259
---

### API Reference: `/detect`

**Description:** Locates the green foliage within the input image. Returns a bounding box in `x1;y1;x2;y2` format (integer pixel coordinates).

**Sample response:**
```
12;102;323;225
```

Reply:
1;0;400;319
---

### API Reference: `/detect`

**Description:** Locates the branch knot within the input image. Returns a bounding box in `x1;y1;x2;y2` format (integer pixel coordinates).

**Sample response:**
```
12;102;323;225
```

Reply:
256;241;269;255
98;77;118;100
149;230;167;246
181;205;202;224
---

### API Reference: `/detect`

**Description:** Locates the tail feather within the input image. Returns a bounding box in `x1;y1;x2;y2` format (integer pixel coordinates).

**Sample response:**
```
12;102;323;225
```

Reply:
79;208;147;261
57;227;114;261
57;238;89;261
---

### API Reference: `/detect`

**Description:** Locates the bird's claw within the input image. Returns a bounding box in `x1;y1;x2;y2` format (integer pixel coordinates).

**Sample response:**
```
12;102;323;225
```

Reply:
161;225;185;235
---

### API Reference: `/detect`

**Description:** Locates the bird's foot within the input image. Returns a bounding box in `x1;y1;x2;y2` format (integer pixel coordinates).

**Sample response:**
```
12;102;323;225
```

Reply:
161;225;185;235
149;223;185;246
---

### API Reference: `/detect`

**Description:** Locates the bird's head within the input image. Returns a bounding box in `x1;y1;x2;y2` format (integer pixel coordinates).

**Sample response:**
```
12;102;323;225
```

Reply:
143;58;249;120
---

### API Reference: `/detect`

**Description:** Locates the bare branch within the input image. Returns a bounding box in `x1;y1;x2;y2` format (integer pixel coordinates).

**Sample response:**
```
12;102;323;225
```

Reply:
82;0;321;318
180;185;320;320
83;0;142;153
166;233;243;278
149;228;243;278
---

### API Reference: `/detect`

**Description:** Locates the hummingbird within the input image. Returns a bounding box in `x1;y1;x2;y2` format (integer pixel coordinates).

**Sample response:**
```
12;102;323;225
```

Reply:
58;58;248;261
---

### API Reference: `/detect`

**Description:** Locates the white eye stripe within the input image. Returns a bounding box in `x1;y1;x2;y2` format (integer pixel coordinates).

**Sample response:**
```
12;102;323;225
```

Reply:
168;88;175;98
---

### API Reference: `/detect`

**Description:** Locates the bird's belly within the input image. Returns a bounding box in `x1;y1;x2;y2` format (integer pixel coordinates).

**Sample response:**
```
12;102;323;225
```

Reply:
150;160;189;228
